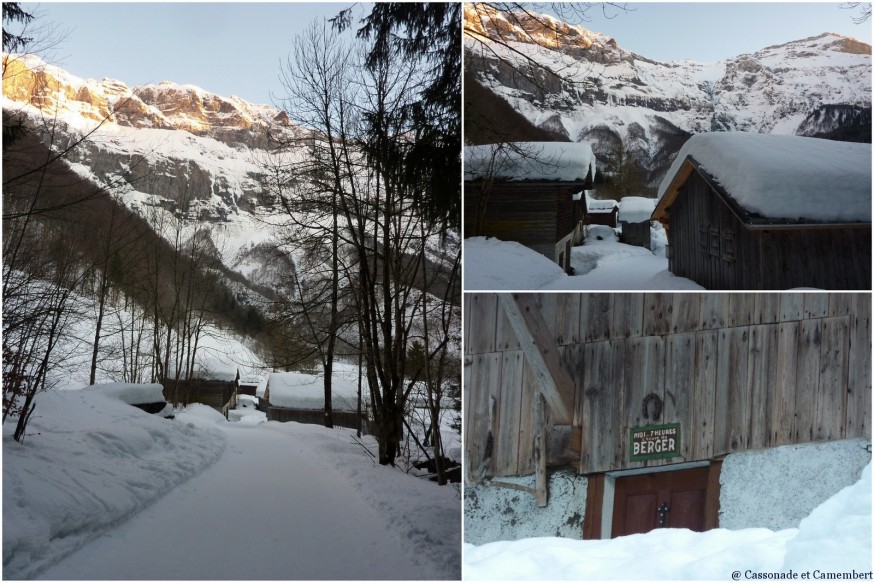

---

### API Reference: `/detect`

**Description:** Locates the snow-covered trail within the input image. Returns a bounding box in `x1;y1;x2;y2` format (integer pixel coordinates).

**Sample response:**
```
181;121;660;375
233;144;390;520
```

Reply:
37;421;424;580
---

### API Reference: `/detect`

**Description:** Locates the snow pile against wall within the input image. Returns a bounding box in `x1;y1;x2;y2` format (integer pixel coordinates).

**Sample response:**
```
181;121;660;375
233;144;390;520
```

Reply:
719;438;871;531
464;237;566;290
782;462;871;573
658;133;872;223
464;470;587;544
2;389;226;579
465;142;596;182
267;362;362;411
617;196;656;224
88;382;165;405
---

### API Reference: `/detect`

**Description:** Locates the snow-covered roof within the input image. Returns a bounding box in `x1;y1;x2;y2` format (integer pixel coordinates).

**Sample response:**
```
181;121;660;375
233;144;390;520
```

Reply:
585;193;618;214
464;141;597;183
239;375;269;397
88;382;165;405
618;196;656;223
656;133;872;224
267;363;363;412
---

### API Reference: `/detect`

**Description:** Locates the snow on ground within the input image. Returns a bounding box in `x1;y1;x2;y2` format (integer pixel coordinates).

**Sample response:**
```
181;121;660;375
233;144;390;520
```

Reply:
2;390;226;579
464;463;871;580
4;386;460;580
464;236;701;290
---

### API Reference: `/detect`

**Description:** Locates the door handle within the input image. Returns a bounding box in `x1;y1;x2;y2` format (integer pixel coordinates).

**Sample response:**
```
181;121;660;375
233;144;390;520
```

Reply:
657;502;670;527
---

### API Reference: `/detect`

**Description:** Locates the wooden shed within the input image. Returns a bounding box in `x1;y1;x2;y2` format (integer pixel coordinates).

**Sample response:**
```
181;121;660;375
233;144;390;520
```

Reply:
264;363;367;432
584;194;619;228
464;142;596;273
162;366;239;419
464;292;871;539
653;133;871;290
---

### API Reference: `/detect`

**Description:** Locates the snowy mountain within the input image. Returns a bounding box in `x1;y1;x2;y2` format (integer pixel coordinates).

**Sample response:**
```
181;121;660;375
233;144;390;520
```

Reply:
2;53;307;301
464;4;872;187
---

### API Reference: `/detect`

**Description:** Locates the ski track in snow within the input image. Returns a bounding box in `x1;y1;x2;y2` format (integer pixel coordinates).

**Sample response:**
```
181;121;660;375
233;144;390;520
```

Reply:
35;421;440;580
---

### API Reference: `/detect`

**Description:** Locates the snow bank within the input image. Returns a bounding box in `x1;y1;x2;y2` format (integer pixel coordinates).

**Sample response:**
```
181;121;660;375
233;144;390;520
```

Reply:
464;237;566;290
617;196;656;223
2;389;226;579
463;463;871;579
87;382;165;405
267;362;362;411
465;141;596;182
658;133;871;223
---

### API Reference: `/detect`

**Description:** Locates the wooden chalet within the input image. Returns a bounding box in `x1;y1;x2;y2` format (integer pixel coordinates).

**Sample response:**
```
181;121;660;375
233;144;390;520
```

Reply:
653;133;871;290
464;293;871;541
617;196;655;249
464;142;597;273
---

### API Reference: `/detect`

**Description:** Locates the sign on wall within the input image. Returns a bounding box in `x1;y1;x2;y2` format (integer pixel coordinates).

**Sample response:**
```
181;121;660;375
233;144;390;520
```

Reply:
630;423;681;461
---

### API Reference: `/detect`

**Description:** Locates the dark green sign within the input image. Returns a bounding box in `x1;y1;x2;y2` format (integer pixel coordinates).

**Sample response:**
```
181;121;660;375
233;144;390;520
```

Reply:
630;423;681;461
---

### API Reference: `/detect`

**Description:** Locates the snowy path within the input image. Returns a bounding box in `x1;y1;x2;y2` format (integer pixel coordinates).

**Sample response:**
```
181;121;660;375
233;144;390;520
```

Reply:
37;422;426;580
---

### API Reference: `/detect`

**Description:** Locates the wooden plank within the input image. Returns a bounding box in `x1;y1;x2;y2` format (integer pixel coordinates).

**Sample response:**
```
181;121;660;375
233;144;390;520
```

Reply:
847;294;871;438
714;326;750;455
803;293;830;320
664;332;696;460
612;293;644;339
499;293;575;424
559;344;585;427
754;293;781;325
747;324;778;450
536;294;558;340
495;350;525;476
464;294;472;354
583;294;614;342
517;361;538;474
779;293;804;322
495;306;523;351
794;318;821;443
643;293;673;337
555;294;582;345
699;294;729;330
467;294;499;354
580;339;625;473
772;322;799;446
814;316;849;442
828;293;855;318
692;330;718;461
671;293;700;334
623;336;665;466
729;294;756;328
465;352;502;480
534;392;548;507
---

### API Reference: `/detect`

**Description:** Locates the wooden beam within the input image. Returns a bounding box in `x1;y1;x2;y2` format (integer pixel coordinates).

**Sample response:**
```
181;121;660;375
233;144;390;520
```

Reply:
535;392;548;507
499;293;575;424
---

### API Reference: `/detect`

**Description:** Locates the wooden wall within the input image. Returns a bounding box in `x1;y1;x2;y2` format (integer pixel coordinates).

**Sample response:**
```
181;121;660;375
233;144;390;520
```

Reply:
464;293;872;478
669;170;871;290
463;181;573;245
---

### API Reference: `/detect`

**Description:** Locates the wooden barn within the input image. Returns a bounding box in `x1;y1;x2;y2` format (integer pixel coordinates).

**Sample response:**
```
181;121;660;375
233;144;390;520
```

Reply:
463;293;871;543
617;196;655;249
264;363;367;432
584;194;619;228
464;141;596;273
653;133;871;290
162;368;239;419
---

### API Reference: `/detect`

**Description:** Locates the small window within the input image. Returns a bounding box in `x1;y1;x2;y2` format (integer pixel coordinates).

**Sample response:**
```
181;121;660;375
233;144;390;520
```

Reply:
709;228;720;257
721;232;735;262
699;225;709;254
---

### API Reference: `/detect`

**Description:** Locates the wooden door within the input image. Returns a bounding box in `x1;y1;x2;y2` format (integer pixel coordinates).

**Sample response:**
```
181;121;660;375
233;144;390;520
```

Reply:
611;466;709;537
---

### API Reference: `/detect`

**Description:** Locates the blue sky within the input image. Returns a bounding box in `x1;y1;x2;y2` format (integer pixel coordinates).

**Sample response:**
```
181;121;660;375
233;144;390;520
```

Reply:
20;2;874;107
